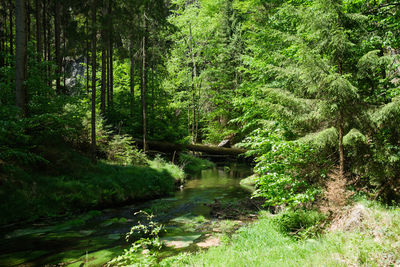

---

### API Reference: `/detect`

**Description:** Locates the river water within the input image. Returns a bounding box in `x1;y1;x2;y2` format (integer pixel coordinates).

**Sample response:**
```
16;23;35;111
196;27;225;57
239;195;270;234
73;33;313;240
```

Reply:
0;163;254;266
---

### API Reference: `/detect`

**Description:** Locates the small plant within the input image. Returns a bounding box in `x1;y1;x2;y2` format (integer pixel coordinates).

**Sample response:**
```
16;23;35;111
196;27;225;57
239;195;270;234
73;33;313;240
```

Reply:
107;211;164;266
107;134;148;166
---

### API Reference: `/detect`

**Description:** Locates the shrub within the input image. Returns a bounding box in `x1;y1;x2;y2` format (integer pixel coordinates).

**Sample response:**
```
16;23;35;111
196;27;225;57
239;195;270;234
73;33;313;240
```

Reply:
107;134;148;166
272;209;327;239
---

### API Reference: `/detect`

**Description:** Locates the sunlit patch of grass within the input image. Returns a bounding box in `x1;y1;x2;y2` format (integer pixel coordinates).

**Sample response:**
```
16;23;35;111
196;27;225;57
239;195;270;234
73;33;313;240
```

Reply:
162;201;400;267
178;154;215;174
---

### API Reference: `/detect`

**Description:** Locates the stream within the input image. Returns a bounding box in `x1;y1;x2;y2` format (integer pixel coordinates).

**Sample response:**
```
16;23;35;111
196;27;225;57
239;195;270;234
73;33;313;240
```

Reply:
0;163;255;266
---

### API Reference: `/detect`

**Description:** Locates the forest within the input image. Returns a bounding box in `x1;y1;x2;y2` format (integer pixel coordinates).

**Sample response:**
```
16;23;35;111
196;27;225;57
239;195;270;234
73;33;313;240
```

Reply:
1;0;400;266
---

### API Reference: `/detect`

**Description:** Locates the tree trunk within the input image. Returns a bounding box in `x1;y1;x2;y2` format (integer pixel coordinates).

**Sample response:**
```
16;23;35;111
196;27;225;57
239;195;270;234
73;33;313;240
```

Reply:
63;13;66;89
91;0;97;164
42;0;47;61
141;11;147;153
54;0;61;94
26;1;30;42
15;0;27;116
133;139;247;156
106;45;109;105
338;60;345;178
189;22;197;143
9;0;13;55
100;0;107;115
338;112;345;178
0;2;5;67
35;0;41;60
46;0;51;87
108;0;113;109
129;41;135;118
86;18;90;94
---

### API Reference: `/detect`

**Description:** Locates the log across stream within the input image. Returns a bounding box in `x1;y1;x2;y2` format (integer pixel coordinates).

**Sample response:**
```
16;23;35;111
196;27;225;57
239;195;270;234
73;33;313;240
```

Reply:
133;139;248;156
0;163;258;266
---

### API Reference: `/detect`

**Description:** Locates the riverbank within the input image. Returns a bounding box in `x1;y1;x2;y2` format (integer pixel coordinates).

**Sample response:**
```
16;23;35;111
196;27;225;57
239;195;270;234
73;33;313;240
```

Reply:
0;152;186;226
0;163;253;266
163;199;400;266
1;148;221;227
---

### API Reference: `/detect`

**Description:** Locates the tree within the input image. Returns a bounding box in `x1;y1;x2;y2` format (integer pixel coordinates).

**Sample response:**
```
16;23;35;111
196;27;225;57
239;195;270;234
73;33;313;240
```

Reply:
15;0;27;116
141;10;148;153
91;0;97;164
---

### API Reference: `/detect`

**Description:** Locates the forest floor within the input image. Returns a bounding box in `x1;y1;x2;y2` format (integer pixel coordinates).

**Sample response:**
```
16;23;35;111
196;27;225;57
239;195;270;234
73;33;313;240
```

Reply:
160;199;400;266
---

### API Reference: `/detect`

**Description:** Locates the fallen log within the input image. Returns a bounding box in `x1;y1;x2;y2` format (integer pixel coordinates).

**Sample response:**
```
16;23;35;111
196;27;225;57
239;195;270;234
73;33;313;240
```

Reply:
133;139;247;156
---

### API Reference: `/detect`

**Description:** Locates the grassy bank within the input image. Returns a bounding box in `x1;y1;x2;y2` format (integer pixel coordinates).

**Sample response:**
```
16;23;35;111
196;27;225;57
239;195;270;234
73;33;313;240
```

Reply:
178;153;215;174
0;151;184;225
162;200;400;266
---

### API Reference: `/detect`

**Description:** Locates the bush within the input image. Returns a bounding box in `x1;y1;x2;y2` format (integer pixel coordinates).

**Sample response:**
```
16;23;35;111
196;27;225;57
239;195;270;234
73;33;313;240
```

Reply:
272;209;327;239
250;134;320;207
107;134;148;166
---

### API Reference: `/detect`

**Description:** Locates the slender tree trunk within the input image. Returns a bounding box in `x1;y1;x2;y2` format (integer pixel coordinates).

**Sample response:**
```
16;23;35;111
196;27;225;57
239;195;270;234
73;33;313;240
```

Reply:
338;60;345;178
129;41;135;118
35;0;41;60
46;0;51;87
9;0;13;56
86;18;89;94
195;78;202;143
15;0;27;116
54;0;61;94
0;2;5;67
100;0;107;115
63;17;66;89
338;112;345;177
141;11;147;153
100;49;106;115
106;46;109;106
189;22;197;143
26;1;30;42
108;0;113;109
91;0;97;164
42;0;47;61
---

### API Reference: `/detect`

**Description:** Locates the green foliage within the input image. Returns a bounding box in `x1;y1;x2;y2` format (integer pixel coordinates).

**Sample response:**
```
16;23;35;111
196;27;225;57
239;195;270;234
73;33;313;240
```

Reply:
107;134;148;166
178;153;215;174
251;134;320;207
272;209;327;239
0;149;182;225
149;155;185;183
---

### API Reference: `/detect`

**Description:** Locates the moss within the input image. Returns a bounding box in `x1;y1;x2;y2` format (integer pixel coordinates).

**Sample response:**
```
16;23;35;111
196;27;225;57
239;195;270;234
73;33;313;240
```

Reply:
0;251;48;266
65;246;124;267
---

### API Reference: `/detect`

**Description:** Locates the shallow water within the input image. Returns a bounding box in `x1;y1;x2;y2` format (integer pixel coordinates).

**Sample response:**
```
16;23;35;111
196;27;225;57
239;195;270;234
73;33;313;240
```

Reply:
0;163;253;266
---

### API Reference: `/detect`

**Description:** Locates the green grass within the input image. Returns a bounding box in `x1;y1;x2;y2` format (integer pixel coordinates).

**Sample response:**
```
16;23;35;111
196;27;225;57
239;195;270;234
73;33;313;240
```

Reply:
178;154;215;174
149;155;185;184
161;201;400;267
0;151;184;225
